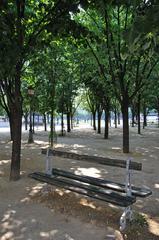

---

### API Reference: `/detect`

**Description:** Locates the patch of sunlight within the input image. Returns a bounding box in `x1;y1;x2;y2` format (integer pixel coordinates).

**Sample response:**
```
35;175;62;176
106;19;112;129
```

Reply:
108;203;119;210
1;219;22;230
40;230;58;237
20;171;26;176
72;144;85;148
31;219;36;223
34;140;47;144
112;147;121;150
20;197;30;203
79;198;96;209
1;231;14;240
29;183;45;196
5;145;10;149
75;167;101;178
154;183;159;188
65;234;74;240
0;160;10;165
2;210;16;222
55;189;65;196
146;215;159;236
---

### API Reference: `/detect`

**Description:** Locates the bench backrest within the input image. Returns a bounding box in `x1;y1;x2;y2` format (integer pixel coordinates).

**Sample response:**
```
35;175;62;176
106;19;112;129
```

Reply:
41;148;142;171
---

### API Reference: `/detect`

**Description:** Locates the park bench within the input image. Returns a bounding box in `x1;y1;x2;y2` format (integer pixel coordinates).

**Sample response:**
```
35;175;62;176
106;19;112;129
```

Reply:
29;148;152;230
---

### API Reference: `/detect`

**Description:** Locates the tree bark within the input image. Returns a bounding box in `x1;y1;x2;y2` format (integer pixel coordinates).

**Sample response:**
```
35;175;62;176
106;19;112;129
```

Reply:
10;73;22;180
33;112;35;134
131;104;136;127
143;103;147;129
43;113;47;131
114;107;117;128
50;109;54;147
117;112;120;125
24;112;28;131
157;97;159;128
61;110;64;136
122;94;129;153
97;108;102;134
92;111;96;130
137;94;141;134
71;114;73;129
67;112;71;132
104;109;109;139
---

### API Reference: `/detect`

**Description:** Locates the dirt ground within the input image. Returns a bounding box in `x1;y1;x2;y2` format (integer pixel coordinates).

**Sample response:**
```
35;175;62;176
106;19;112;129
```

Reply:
0;123;159;240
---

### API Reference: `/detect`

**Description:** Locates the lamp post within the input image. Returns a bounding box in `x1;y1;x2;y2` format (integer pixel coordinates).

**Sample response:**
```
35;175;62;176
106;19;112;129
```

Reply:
28;86;34;143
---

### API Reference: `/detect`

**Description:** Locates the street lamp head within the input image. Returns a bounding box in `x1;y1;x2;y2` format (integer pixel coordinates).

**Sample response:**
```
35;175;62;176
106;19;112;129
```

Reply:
28;86;34;96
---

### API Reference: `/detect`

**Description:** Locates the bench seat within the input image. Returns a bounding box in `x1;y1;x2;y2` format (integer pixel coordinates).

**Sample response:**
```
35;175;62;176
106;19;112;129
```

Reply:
52;168;152;198
29;172;136;207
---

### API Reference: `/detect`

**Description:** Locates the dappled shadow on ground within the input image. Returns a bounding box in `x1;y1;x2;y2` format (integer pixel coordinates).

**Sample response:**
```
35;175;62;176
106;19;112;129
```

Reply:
27;181;159;240
1;126;159;239
0;180;108;240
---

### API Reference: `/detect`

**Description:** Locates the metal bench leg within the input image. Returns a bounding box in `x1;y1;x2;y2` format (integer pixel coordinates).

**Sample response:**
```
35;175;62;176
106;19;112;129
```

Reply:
45;148;52;175
120;158;134;231
120;206;133;231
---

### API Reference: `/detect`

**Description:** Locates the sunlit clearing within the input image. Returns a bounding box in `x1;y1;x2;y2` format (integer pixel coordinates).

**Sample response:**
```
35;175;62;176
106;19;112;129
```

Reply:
0;160;10;165
40;230;58;237
1;231;14;240
75;167;101;178
80;198;96;209
154;183;159;188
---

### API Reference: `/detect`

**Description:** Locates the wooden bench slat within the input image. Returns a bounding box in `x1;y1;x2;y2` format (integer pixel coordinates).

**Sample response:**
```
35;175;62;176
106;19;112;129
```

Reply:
52;168;152;198
41;149;142;171
29;172;136;207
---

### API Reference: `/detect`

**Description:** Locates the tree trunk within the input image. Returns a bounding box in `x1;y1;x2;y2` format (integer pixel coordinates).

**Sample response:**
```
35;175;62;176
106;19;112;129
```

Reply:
143;103;147;129
131;105;136;127
137;94;141;134
104;109;109;139
24;112;28;131
67;112;71;132
109;112;111;127
114;107;117;128
97;108;102;134
33;112;35;134
117;112;120;125
122;95;129;153
10;74;22;180
157;97;159;128
61;111;64;136
50;109;54;147
90;114;93;126
71;114;73;129
43;113;47;131
92;111;96;130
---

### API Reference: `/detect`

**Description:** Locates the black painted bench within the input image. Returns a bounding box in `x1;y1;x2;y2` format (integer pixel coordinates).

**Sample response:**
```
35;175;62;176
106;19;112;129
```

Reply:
29;148;152;230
